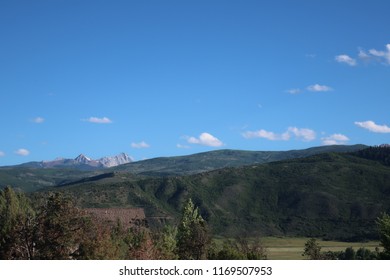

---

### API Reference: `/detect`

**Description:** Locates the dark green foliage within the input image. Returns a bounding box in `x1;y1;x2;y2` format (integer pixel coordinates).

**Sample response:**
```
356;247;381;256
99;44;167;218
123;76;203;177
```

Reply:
0;187;35;259
356;247;378;260
353;145;390;166
330;247;378;260
376;213;390;259
344;247;356;259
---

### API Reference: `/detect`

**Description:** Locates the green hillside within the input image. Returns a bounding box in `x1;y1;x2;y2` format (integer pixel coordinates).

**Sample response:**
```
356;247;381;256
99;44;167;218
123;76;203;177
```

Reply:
51;147;390;241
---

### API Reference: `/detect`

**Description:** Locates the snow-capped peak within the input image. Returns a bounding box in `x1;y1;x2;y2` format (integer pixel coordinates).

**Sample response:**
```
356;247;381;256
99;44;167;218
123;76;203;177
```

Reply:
75;154;92;164
99;153;133;168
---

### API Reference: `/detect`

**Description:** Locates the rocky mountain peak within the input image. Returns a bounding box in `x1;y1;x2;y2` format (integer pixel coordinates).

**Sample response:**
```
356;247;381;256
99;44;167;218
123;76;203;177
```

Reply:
74;154;92;164
99;153;132;168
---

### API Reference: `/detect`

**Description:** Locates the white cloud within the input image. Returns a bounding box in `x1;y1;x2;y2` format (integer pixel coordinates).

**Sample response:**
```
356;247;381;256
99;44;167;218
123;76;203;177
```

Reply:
287;127;316;142
335;54;357;66
286;88;302;94
307;84;333;92
322;134;350;145
0;151;5;157
355;120;390;133
243;127;316;142
131;141;150;148
187;132;224;147
15;148;30;156
369;44;390;64
32;117;45;123
243;129;289;141
84;117;112;124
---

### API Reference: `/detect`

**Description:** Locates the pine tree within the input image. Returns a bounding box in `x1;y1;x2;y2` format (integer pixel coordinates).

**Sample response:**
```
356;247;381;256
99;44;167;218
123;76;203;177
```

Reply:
176;198;209;259
377;213;390;259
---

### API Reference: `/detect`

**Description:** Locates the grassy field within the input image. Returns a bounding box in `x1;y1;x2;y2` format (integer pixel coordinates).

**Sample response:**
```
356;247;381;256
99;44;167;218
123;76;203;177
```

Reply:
263;237;380;260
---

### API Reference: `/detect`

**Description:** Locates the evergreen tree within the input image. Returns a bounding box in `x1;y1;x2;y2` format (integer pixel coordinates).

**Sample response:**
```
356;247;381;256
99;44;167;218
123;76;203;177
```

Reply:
34;193;86;259
377;212;390;259
176;198;209;259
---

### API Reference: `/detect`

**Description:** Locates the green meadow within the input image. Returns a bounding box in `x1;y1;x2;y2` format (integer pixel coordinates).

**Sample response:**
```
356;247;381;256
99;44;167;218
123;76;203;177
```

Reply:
263;237;380;260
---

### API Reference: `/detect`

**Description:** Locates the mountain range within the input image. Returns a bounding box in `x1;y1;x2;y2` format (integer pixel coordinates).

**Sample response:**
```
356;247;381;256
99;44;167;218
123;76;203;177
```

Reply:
18;152;133;170
0;145;366;192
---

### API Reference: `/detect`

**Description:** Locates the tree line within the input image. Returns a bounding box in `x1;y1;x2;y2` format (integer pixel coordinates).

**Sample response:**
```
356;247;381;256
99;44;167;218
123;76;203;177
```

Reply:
353;145;390;166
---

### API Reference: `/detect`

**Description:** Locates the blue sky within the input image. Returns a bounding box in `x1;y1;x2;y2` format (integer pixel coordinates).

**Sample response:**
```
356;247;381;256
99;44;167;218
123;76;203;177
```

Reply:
1;0;389;165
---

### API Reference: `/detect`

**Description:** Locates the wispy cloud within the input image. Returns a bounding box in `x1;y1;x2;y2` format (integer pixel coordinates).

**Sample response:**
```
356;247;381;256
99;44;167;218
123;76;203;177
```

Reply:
322;134;350;145
355;120;390;133
307;84;333;92
0;151;5;157
369;44;390;64
131;141;150;148
31;117;45;123
286;88;302;95
15;148;30;156
358;49;370;60
287;84;333;94
338;43;390;66
84;117;113;124
187;132;224;147
335;54;357;66
243;127;316;142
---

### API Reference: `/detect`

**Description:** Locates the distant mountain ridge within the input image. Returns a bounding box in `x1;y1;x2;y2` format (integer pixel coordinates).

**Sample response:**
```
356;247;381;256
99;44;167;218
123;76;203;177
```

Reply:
19;152;132;170
114;144;368;175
